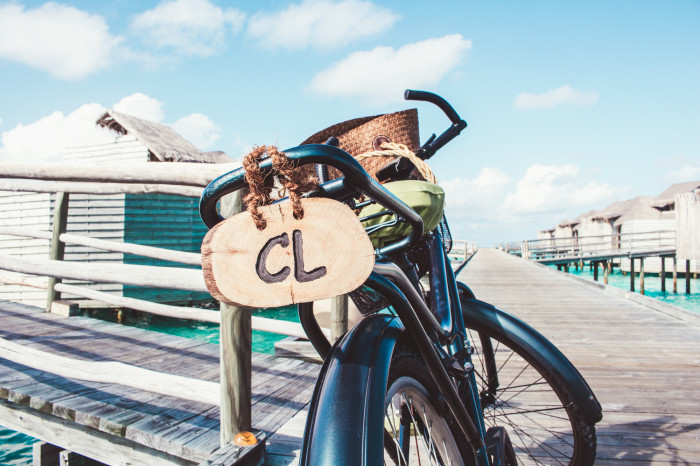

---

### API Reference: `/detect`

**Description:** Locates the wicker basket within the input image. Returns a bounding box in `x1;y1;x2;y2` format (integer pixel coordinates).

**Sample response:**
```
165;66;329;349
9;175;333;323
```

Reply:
301;109;419;180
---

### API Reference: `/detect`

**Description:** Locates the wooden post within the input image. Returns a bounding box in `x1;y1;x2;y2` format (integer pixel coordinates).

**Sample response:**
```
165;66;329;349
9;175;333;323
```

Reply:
640;257;645;295
330;294;349;343
604;260;609;285
593;262;598;281
687;260;691;294
630;258;635;292
673;256;678;293
33;442;62;466
217;190;252;445
46;192;69;311
661;257;666;292
220;302;252;444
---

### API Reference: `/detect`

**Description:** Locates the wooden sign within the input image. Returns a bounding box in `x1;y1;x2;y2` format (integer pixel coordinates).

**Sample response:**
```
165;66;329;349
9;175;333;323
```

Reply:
202;198;375;308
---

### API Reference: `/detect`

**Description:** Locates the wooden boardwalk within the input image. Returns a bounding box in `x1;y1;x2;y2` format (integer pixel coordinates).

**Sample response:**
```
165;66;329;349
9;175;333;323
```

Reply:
458;248;700;465
0;300;319;465
2;249;699;464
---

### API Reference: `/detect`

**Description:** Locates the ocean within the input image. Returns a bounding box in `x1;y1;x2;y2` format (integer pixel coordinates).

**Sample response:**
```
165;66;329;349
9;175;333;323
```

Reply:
0;305;297;466
556;264;700;314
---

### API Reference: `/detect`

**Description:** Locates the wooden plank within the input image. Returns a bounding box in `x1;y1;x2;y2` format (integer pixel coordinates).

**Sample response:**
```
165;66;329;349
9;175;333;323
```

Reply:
0;299;321;465
59;233;201;265
0;400;190;466
0;337;220;405
0;179;203;198
458;248;700;464
0;161;239;187
0;255;207;292
199;435;265;466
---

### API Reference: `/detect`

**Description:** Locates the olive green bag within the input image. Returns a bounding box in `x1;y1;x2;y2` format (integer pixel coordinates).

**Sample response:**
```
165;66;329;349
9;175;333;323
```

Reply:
359;180;445;248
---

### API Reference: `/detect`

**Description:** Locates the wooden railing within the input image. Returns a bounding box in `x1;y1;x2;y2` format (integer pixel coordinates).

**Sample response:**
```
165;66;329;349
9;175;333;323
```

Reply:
1;161;475;447
519;230;676;263
0;162;336;448
447;240;478;262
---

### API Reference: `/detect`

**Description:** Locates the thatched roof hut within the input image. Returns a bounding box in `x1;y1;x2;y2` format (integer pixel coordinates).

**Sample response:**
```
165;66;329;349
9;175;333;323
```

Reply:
651;181;700;210
96;110;231;163
591;196;665;224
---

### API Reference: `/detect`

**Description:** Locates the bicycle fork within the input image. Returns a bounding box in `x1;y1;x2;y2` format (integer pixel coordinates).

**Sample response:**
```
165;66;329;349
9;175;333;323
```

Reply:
369;266;491;465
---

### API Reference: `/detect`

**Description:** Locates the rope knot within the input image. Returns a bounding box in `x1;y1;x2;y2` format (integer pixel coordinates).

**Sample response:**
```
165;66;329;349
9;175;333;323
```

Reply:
242;145;319;230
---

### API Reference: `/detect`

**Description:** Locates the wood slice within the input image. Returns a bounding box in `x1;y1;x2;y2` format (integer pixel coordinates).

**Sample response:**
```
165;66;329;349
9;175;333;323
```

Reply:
202;198;375;308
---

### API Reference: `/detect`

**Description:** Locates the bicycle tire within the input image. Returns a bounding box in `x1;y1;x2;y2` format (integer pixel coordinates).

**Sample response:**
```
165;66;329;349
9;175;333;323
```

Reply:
461;300;597;465
384;348;475;465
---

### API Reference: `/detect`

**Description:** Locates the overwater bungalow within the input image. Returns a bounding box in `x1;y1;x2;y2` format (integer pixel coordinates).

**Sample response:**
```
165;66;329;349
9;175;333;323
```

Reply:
0;111;232;306
540;181;699;274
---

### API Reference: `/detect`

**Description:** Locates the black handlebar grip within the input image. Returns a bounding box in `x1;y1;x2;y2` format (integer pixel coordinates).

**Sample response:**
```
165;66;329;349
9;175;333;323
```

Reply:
404;89;461;124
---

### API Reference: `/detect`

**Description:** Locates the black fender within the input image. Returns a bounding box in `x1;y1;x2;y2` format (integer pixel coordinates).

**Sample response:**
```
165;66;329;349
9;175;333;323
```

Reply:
460;291;603;425
300;313;404;465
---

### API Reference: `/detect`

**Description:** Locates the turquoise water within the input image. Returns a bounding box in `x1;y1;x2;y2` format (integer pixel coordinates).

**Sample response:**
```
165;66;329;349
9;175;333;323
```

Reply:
0;304;298;465
559;264;700;314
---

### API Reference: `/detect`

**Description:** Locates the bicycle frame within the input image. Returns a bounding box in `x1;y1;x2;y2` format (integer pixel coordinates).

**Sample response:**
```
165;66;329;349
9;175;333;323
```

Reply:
199;89;602;464
300;226;602;464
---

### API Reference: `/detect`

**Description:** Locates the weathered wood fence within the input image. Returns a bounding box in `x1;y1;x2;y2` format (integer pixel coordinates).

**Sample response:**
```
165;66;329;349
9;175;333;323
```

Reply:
447;240;478;262
521;230;676;263
0;162;337;451
516;229;695;295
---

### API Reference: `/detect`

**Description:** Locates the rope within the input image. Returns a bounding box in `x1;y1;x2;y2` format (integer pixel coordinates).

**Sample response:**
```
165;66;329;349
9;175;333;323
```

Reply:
242;145;318;230
354;142;437;184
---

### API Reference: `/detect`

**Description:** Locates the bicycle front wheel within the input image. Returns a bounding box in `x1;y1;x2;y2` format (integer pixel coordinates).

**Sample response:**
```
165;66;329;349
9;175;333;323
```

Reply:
383;348;474;466
463;314;597;465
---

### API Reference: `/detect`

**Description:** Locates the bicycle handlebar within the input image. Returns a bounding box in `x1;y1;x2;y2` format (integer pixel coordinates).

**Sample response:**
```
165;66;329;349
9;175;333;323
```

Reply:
405;89;467;160
376;90;467;182
404;89;462;125
199;144;424;255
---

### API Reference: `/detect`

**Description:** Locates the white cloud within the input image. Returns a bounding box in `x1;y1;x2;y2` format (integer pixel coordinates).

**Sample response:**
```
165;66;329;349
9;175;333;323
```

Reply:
503;164;620;214
514;85;598;110
131;0;245;57
663;165;700;184
442;167;511;211
309;34;471;104
0;93;224;160
171;113;221;149
248;0;399;50
441;163;629;244
0;3;122;80
0;104;111;162
114;93;165;122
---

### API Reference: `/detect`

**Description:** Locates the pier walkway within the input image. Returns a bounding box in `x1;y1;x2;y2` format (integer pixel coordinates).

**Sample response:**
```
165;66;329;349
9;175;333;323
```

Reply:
0;300;319;465
458;248;700;464
2;249;699;464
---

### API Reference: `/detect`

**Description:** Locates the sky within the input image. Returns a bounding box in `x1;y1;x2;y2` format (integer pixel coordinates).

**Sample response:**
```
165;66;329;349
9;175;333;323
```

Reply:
0;0;698;245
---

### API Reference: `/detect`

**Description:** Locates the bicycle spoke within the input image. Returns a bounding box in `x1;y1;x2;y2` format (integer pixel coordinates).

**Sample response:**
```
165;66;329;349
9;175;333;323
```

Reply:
497;375;546;405
403;392;436;464
499;402;575;449
386;399;409;465
495;403;571;463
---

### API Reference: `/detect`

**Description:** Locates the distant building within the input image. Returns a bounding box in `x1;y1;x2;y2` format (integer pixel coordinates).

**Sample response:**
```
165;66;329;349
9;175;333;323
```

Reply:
542;181;700;273
0;111;231;306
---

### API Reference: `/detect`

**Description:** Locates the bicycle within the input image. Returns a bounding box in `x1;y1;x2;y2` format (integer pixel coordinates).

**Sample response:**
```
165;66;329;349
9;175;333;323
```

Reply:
199;90;602;465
